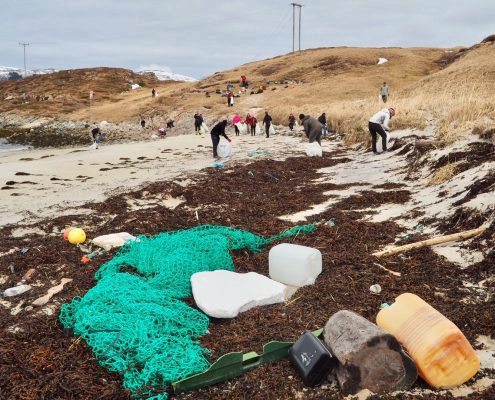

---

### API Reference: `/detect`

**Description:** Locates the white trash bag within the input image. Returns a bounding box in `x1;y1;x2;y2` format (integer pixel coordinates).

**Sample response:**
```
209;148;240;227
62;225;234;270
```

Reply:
199;122;209;134
375;131;390;153
305;142;323;157
269;125;276;135
217;137;232;158
255;124;261;135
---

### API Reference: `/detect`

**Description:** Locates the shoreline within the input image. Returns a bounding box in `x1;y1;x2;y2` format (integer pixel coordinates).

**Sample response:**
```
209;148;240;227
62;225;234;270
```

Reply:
0;130;310;227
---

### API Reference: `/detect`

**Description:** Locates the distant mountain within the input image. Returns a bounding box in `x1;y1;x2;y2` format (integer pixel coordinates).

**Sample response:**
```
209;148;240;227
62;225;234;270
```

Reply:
135;65;197;82
0;66;57;81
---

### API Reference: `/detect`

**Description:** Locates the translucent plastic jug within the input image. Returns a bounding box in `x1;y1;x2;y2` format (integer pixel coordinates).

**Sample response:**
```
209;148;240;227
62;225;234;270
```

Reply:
269;243;322;287
376;293;480;388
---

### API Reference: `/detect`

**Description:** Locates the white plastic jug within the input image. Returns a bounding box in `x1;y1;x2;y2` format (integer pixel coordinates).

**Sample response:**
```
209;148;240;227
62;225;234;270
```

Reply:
217;137;232;158
269;243;322;287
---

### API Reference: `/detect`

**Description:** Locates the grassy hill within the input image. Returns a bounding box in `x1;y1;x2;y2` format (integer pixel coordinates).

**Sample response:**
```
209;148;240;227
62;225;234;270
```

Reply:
1;37;494;143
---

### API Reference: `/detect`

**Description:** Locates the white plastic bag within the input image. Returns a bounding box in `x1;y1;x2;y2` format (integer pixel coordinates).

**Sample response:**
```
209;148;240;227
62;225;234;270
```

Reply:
269;125;276;135
199;122;209;134
305;142;323;157
255;124;261;135
217;137;232;158
375;131;390;153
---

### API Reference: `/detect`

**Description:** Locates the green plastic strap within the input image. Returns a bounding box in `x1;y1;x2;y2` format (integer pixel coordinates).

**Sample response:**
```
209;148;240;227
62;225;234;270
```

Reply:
172;328;323;394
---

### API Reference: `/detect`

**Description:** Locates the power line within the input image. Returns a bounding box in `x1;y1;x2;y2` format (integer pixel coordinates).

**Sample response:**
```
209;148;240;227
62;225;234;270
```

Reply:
290;3;302;52
19;42;29;75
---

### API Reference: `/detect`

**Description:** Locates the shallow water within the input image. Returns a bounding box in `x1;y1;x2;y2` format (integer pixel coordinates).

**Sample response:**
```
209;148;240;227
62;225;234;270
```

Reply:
0;138;31;153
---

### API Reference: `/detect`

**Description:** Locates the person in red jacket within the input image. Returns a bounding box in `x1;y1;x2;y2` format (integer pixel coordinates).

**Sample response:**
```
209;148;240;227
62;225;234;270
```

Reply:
245;113;252;127
250;115;258;136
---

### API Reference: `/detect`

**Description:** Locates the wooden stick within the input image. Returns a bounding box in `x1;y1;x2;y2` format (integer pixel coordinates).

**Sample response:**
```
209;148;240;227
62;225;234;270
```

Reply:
373;226;486;257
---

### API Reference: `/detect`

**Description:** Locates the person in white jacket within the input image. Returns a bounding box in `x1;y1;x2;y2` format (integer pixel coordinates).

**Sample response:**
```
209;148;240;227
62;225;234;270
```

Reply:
368;108;395;154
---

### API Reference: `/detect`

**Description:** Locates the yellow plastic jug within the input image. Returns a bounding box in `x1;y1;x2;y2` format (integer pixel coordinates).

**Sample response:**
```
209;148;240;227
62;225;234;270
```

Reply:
376;293;480;388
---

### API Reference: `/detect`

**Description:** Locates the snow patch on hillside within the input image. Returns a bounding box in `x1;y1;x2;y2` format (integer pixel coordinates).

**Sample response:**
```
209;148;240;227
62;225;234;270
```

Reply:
0;66;57;81
135;64;197;82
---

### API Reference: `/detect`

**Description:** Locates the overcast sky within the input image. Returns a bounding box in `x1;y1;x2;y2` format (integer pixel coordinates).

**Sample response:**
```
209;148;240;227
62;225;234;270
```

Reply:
1;0;494;78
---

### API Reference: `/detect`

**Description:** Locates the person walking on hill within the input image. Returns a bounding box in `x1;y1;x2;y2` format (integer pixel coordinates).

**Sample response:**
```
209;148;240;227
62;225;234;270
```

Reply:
299;114;323;145
250;115;258;136
288;113;296;130
263;112;272;138
380;82;389;103
227;91;234;107
166;119;174;129
210;120;232;158
140;119;146;129
318;113;328;137
368;108;395;154
233;114;242;136
152;88;156;98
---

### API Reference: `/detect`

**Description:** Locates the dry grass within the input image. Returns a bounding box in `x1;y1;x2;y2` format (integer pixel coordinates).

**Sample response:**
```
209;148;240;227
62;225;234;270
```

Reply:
426;162;460;186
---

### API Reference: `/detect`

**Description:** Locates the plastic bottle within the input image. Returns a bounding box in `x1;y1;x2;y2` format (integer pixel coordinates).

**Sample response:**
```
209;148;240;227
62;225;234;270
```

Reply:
2;284;32;297
376;293;480;388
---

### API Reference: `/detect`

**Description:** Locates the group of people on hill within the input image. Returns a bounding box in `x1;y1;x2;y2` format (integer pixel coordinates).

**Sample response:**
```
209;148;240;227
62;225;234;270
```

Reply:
91;80;395;156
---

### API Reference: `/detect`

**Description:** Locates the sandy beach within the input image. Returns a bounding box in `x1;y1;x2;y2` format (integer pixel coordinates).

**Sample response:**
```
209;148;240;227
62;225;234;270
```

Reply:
0;130;315;226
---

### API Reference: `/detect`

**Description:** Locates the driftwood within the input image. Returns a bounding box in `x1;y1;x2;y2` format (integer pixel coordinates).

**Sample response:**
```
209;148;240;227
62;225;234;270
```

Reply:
324;310;417;395
373;226;486;258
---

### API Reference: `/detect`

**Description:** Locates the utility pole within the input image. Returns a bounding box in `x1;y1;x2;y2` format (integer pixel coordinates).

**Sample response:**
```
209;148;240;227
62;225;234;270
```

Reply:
19;42;29;75
290;3;302;53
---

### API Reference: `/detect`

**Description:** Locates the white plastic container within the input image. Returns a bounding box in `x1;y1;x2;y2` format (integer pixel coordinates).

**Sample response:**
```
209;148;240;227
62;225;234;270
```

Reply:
2;284;32;297
269;243;322;287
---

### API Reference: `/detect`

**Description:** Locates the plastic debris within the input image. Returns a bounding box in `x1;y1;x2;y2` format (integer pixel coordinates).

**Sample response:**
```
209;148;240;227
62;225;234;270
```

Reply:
325;219;336;227
191;270;286;318
369;284;382;294
60;224;317;400
212;162;224;168
20;247;29;254
92;232;136;251
289;330;337;387
248;150;269;157
173;328;323;394
247;171;254;177
269;243;322;287
32;278;72;306
2;284;32;297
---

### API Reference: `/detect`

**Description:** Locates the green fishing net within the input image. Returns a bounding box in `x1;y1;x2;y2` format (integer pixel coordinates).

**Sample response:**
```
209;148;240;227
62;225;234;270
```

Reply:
59;224;316;399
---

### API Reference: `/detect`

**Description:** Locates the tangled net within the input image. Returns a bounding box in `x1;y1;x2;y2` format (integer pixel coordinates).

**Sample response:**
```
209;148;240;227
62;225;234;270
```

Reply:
60;224;316;399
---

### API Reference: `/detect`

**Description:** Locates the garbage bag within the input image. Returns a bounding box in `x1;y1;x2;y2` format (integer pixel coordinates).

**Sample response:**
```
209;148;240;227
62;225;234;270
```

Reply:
305;142;323;157
217;137;232;158
269;125;276;135
199;123;209;135
375;131;390;153
255;124;261;135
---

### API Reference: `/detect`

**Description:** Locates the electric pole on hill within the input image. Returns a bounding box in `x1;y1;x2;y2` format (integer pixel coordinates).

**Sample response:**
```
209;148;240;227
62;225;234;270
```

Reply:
19;42;29;75
291;3;302;52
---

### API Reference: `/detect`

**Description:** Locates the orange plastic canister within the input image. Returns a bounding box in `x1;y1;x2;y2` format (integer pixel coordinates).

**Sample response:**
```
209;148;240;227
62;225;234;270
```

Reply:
376;293;480;388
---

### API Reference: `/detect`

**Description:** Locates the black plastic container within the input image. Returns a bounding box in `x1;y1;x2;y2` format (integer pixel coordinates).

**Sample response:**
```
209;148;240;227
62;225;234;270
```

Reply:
289;331;338;387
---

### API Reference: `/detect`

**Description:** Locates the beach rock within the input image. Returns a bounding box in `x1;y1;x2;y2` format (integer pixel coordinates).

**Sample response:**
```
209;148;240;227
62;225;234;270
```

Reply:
191;270;286;318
